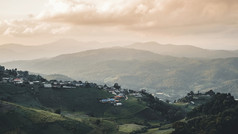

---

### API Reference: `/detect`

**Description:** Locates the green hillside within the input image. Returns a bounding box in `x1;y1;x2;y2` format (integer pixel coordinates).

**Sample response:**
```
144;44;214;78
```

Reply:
1;81;237;134
0;82;167;122
0;83;145;134
0;83;146;118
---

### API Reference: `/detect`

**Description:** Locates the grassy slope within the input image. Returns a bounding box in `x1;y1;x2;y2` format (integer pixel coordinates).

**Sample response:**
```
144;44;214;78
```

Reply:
119;124;145;133
0;101;92;134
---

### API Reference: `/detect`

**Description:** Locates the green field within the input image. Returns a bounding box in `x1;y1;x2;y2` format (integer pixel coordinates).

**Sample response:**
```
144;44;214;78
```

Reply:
119;124;145;133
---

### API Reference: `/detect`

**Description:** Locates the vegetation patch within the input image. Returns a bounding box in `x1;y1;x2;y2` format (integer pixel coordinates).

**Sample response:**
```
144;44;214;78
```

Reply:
119;124;145;133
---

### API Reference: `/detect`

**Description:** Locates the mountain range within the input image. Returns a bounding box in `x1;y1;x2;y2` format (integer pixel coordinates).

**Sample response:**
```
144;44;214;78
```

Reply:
0;39;131;62
2;47;238;100
1;40;238;63
128;42;238;59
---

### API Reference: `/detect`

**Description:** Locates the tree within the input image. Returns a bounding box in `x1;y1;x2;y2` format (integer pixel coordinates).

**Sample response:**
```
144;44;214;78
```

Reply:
187;91;194;96
0;66;5;72
205;90;215;96
0;66;4;78
95;119;101;126
113;83;121;89
55;109;61;114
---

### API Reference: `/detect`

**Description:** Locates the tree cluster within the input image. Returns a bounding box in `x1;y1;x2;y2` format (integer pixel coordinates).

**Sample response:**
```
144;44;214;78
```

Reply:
172;93;238;134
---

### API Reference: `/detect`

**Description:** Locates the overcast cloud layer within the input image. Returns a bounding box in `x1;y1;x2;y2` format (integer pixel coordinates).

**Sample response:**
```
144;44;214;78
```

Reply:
0;0;238;49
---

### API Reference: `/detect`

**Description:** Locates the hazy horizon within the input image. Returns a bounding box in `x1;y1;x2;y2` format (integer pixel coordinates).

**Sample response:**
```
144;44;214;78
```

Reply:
1;0;238;50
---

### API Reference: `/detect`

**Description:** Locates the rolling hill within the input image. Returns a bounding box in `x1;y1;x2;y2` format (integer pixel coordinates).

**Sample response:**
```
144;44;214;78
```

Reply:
2;47;238;100
127;42;238;59
2;40;238;63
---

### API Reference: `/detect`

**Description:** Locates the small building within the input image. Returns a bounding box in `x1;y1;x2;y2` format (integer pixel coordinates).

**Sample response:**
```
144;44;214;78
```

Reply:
114;95;124;99
2;77;9;83
62;86;76;89
44;84;52;88
29;82;34;85
109;91;117;95
13;78;24;84
190;101;195;105
33;81;40;84
100;98;116;103
52;84;61;88
75;83;84;87
114;103;122;106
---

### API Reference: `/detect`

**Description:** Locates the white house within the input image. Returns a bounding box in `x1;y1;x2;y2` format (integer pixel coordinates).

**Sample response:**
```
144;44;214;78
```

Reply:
2;77;9;83
29;82;34;85
13;78;23;84
62;86;76;89
44;84;52;88
114;103;122;106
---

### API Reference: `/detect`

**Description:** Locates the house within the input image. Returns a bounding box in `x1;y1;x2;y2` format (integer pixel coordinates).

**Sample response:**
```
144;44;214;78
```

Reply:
114;95;124;99
101;99;109;103
114;103;122;106
100;98;116;103
13;78;23;84
109;91;117;95
44;84;52;88
62;85;76;89
75;83;84;87
52;84;61;88
29;82;34;85
118;93;124;97
33;81;40;84
98;85;104;89
2;77;9;83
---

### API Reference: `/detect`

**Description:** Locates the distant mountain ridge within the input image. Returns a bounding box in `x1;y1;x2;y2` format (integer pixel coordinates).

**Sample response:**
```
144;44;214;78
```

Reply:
1;40;238;63
0;39;131;62
127;42;238;58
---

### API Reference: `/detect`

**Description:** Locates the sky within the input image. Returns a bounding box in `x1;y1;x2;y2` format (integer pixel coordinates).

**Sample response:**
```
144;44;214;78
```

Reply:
0;0;238;50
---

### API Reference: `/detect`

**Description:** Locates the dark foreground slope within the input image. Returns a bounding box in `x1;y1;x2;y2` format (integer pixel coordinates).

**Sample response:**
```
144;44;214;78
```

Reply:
0;101;91;134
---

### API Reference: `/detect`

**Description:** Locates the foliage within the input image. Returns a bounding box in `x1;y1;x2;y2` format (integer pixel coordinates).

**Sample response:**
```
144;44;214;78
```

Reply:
172;93;238;134
141;92;186;122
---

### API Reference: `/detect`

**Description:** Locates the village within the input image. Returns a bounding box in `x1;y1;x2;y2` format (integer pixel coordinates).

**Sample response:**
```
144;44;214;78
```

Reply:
0;65;143;107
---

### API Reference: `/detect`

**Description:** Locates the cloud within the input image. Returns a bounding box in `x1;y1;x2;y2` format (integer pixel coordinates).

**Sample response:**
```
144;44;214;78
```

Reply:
1;0;237;36
0;0;238;49
0;19;70;37
37;0;238;34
